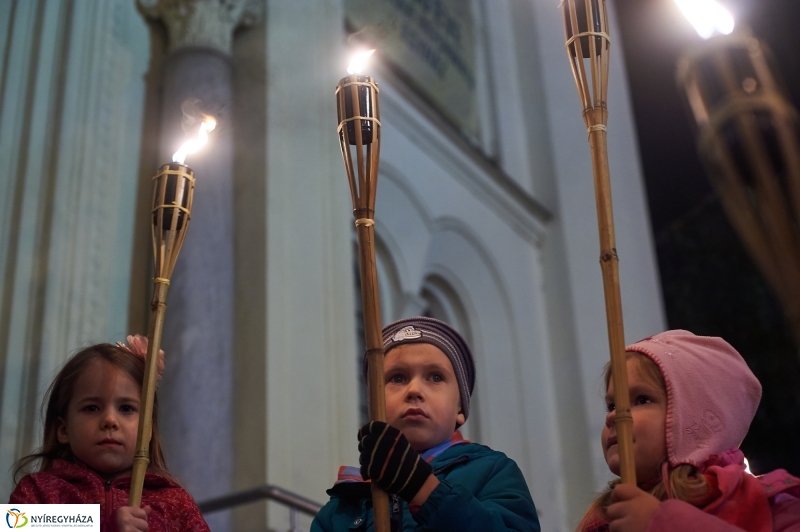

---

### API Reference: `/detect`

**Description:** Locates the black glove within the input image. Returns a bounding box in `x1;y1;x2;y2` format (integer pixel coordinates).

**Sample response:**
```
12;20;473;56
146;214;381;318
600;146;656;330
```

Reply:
358;421;433;502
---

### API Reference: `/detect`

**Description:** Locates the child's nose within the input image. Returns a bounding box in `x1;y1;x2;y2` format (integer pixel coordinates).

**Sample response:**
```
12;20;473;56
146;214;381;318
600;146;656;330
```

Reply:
101;410;119;429
605;408;615;428
405;377;423;400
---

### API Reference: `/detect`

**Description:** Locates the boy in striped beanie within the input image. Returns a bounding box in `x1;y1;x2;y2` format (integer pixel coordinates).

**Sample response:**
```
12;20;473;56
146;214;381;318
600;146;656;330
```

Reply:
312;317;540;531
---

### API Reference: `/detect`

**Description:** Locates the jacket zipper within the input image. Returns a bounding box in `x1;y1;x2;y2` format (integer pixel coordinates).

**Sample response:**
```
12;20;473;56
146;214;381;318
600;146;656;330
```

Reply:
432;455;469;476
390;495;401;532
385;455;470;530
104;479;113;525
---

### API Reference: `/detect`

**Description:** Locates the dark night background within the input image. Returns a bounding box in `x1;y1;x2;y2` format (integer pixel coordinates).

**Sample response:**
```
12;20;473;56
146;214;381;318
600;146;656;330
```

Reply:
614;0;800;475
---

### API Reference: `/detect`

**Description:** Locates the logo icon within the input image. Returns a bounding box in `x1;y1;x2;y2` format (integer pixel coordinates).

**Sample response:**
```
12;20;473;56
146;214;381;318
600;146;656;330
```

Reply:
392;326;422;341
6;509;27;528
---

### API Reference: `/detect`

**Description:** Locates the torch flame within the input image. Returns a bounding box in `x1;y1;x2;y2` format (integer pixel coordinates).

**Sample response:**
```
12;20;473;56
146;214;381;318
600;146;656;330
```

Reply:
172;115;217;164
675;0;734;40
347;49;376;75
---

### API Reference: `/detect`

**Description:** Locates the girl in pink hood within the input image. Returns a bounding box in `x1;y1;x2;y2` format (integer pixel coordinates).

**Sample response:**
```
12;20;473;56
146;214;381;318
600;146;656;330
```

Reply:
578;330;800;532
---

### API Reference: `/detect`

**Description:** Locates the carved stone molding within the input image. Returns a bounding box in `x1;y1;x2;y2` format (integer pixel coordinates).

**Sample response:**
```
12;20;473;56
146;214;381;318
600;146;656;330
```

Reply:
138;0;264;55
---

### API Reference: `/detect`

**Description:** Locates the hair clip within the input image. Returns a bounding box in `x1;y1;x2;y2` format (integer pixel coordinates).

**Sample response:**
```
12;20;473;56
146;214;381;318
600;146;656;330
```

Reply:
116;334;165;380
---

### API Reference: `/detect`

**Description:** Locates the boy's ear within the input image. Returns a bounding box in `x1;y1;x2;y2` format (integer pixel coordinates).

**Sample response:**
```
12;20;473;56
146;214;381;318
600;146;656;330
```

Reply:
57;417;69;444
456;405;465;428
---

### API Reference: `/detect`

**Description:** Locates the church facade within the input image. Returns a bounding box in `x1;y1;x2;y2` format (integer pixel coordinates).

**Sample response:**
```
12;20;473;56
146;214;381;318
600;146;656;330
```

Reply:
0;1;664;530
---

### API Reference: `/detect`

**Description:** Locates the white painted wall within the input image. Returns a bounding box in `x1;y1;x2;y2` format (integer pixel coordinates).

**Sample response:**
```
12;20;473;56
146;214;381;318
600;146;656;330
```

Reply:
0;0;149;499
361;1;666;528
529;0;667;497
261;2;360;530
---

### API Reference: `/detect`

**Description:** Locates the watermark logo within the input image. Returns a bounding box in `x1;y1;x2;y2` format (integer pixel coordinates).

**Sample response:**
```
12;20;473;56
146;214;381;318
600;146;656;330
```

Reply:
1;505;97;530
5;509;28;529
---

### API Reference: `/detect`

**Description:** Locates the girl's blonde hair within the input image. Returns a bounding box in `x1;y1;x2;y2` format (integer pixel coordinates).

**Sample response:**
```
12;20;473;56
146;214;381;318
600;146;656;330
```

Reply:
576;352;714;531
13;343;170;482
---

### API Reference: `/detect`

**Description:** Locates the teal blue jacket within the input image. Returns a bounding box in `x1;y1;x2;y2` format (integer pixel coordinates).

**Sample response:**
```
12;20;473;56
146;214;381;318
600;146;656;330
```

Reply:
311;443;540;532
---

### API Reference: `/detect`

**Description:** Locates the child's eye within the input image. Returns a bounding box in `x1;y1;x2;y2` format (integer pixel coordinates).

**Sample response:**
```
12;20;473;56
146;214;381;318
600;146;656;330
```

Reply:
387;374;405;384
429;373;444;383
82;405;99;413
119;404;137;414
634;395;653;406
605;403;615;413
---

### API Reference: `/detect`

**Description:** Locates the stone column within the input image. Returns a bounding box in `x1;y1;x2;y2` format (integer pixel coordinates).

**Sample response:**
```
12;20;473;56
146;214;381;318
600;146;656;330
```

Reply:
137;2;261;530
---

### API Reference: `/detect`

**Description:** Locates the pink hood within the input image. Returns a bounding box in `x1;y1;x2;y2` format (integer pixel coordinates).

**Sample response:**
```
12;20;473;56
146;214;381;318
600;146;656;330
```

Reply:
625;330;762;468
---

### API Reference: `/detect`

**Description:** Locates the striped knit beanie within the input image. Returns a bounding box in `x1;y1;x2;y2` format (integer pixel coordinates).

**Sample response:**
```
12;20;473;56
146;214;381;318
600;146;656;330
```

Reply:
364;316;476;420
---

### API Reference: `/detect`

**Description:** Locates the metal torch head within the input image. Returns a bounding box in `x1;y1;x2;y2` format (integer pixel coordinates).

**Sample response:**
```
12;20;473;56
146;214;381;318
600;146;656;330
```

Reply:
676;31;800;331
677;32;796;188
336;75;381;217
563;0;609;59
151;163;195;278
561;0;611;122
337;75;378;145
677;31;787;128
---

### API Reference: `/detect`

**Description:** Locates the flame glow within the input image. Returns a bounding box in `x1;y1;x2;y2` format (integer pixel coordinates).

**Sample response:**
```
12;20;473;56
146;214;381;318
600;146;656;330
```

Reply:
172;115;217;164
675;0;734;40
347;49;376;75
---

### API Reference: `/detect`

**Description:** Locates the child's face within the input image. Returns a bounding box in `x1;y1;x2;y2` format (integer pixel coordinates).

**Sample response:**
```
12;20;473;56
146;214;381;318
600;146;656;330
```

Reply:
57;359;141;480
602;357;667;484
384;343;465;452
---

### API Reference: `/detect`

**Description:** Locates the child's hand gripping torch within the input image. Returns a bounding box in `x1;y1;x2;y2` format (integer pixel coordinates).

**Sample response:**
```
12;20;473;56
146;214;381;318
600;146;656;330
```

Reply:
561;0;636;484
129;161;195;506
335;50;391;532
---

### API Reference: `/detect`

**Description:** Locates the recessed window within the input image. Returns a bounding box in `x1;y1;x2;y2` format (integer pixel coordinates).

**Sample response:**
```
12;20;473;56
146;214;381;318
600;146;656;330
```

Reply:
345;0;485;146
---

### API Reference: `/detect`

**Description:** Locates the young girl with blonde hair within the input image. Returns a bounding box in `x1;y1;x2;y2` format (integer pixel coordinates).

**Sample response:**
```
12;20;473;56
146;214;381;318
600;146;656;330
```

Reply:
579;330;800;531
9;336;209;532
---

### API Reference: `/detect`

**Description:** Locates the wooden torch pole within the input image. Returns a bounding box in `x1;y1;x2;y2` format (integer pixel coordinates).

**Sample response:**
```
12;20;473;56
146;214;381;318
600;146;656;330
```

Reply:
562;0;636;484
129;163;195;505
355;215;392;532
130;281;169;507
336;71;391;532
588;115;636;485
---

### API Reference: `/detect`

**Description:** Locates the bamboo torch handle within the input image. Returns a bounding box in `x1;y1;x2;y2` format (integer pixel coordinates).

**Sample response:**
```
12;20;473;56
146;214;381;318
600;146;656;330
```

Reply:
589;126;636;485
129;280;169;506
355;221;391;532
